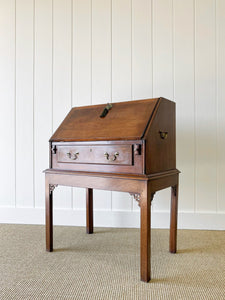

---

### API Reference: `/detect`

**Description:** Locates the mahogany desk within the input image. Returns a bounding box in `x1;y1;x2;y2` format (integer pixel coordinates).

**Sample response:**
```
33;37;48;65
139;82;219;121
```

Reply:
44;98;180;282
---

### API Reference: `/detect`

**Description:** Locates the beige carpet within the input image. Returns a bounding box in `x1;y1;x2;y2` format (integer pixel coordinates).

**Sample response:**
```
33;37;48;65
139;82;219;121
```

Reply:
0;225;224;300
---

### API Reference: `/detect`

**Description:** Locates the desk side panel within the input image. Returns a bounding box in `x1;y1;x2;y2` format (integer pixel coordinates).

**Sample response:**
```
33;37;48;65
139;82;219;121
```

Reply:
145;98;176;174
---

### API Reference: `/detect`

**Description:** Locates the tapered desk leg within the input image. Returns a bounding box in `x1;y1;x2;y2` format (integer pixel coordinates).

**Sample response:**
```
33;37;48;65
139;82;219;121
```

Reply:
170;183;178;253
140;186;151;282
86;188;93;234
46;183;53;252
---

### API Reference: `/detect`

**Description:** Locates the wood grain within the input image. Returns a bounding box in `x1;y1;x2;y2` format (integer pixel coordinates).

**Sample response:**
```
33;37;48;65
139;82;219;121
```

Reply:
86;188;93;234
50;99;159;142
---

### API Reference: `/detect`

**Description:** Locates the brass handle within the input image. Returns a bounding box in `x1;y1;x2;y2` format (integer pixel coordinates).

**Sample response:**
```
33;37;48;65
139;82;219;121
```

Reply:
67;152;79;160
104;152;119;161
159;131;168;139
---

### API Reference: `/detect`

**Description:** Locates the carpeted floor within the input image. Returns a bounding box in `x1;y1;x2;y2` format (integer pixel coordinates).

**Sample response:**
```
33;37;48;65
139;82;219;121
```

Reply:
0;224;224;299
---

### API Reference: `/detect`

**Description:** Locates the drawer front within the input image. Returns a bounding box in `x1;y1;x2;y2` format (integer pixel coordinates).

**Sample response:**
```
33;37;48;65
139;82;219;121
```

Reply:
57;145;132;166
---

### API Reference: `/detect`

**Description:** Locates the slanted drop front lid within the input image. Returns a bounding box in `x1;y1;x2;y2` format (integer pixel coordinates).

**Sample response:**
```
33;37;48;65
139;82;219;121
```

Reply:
50;98;160;142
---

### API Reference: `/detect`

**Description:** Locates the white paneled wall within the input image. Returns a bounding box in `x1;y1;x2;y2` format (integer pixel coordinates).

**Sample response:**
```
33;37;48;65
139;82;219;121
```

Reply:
217;0;225;213
0;0;15;207
0;0;224;229
174;0;195;212
16;0;34;207
34;0;52;208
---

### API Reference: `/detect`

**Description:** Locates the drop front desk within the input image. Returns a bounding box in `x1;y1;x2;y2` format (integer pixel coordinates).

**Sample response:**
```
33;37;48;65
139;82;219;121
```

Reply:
44;97;180;282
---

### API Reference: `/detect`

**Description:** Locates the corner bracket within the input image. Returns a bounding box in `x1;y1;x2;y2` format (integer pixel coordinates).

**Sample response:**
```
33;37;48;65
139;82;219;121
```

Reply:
130;192;156;206
49;184;58;193
130;193;141;206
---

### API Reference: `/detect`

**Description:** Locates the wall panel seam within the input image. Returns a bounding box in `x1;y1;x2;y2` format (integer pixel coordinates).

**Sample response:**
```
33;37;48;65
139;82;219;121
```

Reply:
131;0;133;102
71;0;74;210
172;0;175;101
193;0;196;213
110;0;113;211
131;0;133;211
33;0;35;208
151;0;153;98
14;0;17;208
110;0;113;105
215;0;218;212
51;0;54;135
152;0;154;97
91;0;93;106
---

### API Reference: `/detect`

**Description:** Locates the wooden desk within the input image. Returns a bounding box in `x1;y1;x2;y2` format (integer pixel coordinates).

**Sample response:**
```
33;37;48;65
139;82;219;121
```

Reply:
44;97;180;282
45;169;179;282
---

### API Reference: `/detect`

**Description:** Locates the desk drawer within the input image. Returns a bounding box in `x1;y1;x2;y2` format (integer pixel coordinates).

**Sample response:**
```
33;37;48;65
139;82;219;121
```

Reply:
57;145;132;166
51;141;144;174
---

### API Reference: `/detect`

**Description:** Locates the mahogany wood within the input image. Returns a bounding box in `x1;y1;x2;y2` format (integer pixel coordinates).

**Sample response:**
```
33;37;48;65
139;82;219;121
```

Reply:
170;183;179;253
45;180;53;252
86;188;93;234
44;98;180;282
145;98;176;174
51;140;144;174
57;144;132;165
50;98;159;142
140;183;151;281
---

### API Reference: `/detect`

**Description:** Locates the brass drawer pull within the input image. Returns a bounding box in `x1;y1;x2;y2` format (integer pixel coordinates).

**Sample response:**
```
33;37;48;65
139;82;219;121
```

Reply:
104;152;119;161
67;152;79;160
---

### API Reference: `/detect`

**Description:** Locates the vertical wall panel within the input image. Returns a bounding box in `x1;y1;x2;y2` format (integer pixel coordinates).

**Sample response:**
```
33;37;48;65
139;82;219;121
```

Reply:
152;0;173;212
92;0;111;105
34;0;52;208
92;0;112;210
53;0;72;208
174;0;195;211
111;0;132;211
16;0;34;207
216;0;225;212
195;0;217;212
0;1;15;206
72;0;92;210
132;0;152;100
73;0;92;107
152;0;173;98
112;0;132;102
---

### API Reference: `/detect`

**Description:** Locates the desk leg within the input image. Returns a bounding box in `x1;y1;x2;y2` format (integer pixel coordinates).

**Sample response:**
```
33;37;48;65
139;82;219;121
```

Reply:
170;182;178;253
140;185;151;282
86;188;93;234
46;182;53;252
